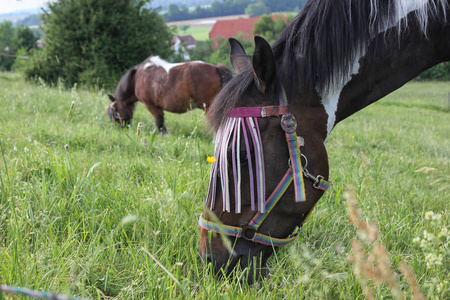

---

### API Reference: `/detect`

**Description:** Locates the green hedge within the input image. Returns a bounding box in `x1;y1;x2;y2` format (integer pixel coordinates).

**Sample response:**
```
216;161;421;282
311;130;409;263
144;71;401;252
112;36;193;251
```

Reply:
416;61;450;81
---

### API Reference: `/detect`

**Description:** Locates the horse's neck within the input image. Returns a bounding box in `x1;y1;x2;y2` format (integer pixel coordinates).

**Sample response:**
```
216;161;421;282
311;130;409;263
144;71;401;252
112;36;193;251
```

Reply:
332;16;450;128
124;74;139;104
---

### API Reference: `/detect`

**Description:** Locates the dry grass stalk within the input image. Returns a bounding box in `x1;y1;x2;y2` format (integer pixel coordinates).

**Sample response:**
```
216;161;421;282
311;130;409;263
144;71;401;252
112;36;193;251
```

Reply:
136;122;143;136
345;188;424;299
399;262;426;300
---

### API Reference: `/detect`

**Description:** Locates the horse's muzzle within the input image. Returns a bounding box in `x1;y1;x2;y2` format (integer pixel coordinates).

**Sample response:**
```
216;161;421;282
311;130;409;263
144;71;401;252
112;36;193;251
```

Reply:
199;235;273;284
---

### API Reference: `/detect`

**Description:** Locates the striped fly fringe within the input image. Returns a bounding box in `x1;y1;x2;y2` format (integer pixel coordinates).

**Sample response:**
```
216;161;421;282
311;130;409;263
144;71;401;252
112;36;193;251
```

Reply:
206;117;266;213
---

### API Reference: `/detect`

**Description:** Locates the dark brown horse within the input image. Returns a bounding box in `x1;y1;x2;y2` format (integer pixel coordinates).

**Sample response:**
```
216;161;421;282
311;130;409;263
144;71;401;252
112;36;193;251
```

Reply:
108;56;231;133
199;0;450;283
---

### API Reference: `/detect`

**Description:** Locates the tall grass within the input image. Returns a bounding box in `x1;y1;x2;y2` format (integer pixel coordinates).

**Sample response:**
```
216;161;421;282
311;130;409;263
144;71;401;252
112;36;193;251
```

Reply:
0;73;448;299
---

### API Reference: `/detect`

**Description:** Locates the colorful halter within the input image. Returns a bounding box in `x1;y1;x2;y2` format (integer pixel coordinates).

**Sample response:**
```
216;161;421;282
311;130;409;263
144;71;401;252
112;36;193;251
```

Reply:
109;102;121;125
200;88;332;246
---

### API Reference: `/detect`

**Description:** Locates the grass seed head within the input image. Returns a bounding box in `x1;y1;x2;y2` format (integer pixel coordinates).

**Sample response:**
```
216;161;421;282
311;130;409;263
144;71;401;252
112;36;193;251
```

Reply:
137;122;143;136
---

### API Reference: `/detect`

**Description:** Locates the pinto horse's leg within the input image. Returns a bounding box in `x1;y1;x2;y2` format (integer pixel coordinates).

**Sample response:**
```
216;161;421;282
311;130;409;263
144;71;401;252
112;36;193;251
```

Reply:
156;114;168;135
142;103;168;134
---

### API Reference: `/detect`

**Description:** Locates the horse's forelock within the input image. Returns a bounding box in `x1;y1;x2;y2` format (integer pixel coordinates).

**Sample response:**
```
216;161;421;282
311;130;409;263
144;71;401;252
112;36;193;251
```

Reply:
207;70;254;131
208;69;285;131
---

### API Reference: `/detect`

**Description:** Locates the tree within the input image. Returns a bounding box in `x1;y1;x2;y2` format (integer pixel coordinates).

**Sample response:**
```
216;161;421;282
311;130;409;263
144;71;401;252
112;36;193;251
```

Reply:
167;4;182;21
180;25;190;35
0;21;38;71
15;26;38;51
188;40;215;62
165;4;190;22
0;21;15;48
17;14;42;27
416;62;450;80
210;1;225;16
253;14;294;45
245;3;271;17
261;0;307;12
24;0;173;88
0;21;15;71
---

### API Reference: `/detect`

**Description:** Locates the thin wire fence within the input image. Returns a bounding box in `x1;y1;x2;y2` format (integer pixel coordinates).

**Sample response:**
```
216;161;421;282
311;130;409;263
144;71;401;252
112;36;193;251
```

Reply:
0;285;91;300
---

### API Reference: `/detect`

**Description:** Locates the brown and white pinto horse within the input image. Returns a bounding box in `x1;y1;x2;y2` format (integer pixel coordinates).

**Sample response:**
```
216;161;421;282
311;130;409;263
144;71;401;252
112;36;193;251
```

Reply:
108;56;231;133
199;0;450;283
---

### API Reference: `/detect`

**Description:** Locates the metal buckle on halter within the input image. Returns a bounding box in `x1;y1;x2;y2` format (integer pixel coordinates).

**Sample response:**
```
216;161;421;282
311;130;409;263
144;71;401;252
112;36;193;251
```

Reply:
280;114;297;134
302;168;324;189
242;226;257;241
261;107;267;117
313;175;325;189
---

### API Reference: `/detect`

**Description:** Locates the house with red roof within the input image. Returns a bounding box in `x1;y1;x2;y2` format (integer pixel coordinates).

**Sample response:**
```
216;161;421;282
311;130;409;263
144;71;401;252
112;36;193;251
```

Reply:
209;17;259;49
209;15;287;49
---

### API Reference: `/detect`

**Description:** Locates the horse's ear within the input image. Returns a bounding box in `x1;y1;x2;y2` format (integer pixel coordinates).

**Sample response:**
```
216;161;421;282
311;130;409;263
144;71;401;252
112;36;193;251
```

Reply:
108;94;116;102
229;38;251;73
252;36;276;93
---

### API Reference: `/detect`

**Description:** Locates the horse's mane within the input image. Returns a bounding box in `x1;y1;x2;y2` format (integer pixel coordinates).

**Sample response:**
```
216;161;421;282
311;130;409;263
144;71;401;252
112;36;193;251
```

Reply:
209;0;448;129
115;66;137;97
113;66;138;119
208;68;255;130
272;0;448;101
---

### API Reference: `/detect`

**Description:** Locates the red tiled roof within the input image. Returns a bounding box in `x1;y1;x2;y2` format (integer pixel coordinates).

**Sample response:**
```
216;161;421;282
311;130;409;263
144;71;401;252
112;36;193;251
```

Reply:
209;17;260;49
209;15;288;49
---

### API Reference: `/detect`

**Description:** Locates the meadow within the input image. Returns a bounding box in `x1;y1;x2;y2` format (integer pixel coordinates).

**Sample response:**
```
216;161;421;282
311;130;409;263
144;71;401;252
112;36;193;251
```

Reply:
173;25;211;41
0;72;448;299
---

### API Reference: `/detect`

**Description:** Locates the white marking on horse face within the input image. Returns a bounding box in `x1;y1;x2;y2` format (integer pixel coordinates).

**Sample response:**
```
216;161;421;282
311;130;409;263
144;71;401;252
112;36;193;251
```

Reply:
143;56;206;73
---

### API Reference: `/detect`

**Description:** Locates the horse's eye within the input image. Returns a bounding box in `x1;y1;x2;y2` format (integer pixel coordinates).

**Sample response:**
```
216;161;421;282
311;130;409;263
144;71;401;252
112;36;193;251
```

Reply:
239;151;248;162
227;150;250;164
226;150;252;167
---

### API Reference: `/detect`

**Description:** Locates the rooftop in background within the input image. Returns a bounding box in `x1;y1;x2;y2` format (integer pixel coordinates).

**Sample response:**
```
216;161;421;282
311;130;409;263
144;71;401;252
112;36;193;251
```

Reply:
173;35;196;47
209;14;287;48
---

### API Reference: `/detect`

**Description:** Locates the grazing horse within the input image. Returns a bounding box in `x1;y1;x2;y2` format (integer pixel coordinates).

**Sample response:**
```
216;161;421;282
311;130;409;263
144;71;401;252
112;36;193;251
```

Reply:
108;56;232;133
199;0;450;283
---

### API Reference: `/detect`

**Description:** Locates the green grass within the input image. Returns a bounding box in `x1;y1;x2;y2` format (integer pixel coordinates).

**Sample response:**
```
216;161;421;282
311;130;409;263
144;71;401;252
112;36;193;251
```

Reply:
0;73;448;299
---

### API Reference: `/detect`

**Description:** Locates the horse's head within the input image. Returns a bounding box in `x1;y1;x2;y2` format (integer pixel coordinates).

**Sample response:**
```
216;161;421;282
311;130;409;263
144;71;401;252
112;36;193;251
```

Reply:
199;37;331;283
107;94;133;127
108;67;138;127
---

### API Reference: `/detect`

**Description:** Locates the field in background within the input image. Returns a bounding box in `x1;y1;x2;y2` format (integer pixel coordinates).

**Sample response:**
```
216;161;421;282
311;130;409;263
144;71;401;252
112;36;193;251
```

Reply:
173;25;212;40
168;15;247;40
0;73;448;299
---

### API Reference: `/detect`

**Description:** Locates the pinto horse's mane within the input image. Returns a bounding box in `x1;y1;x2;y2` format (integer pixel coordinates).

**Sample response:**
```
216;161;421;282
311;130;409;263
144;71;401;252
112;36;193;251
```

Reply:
273;0;448;101
116;66;137;96
209;0;448;129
